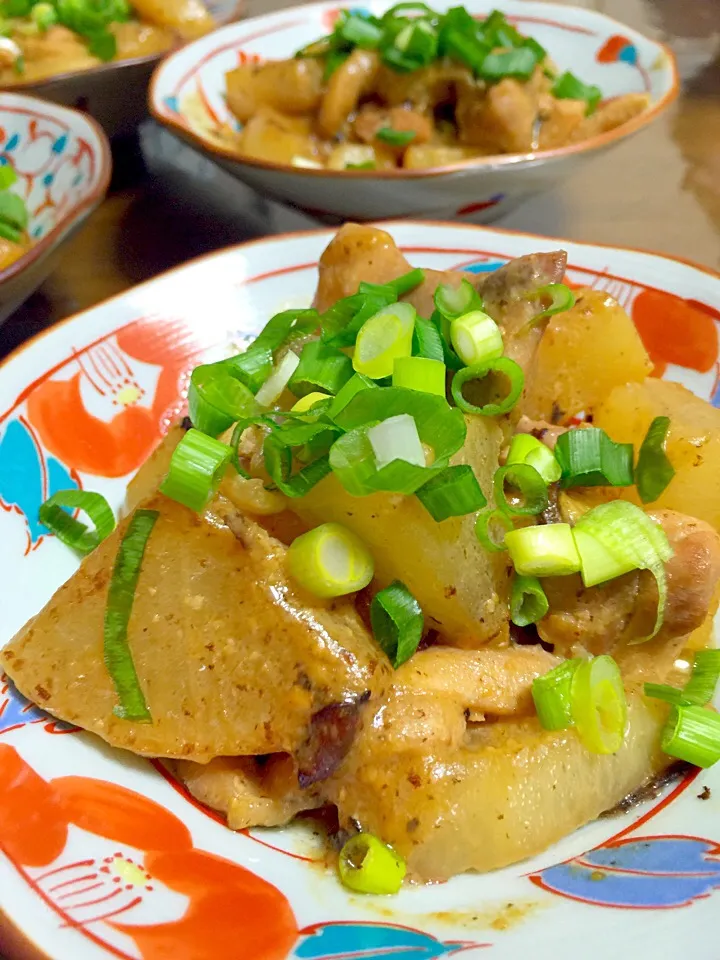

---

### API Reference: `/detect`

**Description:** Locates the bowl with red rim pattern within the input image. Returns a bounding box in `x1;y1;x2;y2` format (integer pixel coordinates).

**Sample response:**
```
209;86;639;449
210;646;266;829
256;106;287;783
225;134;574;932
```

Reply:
0;90;111;323
0;220;720;960
148;0;678;222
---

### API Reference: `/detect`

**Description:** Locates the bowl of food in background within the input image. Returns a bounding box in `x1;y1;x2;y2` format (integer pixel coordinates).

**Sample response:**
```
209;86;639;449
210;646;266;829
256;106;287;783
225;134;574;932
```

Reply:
148;0;678;222
0;89;110;321
0;0;221;138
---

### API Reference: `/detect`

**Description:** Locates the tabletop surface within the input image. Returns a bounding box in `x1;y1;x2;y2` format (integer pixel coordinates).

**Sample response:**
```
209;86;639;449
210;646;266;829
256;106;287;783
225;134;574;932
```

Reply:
0;0;718;364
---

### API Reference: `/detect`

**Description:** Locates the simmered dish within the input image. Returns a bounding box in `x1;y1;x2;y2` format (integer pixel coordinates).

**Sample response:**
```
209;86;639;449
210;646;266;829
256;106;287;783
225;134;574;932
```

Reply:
224;6;649;170
0;0;214;84
4;224;720;891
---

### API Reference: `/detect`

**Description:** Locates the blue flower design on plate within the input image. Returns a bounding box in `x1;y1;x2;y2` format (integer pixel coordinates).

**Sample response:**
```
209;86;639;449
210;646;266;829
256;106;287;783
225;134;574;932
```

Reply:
292;922;483;959
461;259;507;274
0;418;78;546
531;836;720;908
0;675;48;733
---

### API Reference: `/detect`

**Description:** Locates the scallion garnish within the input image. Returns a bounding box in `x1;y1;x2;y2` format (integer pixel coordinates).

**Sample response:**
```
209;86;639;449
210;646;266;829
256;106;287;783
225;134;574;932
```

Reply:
552;71;602;114
376;127;417;146
635;416;675;504
493;463;548;516
434;278;482;320
288;522;374;598
160;428;232;513
554;427;634;488
255;351;300;408
474;507;512;552
0;163;17;190
530;283;576;321
505;522;581;577
480;46;538;81
338;833;407;894
510;573;549;626
263;430;335;497
570;654;627;754
449;310;503;367
38;489;116;556
412;314;445;362
506;433;561;484
339;13;383;47
104;508;158;723
289;340;354;398
661;705;720;768
353;302;416;379
415;464;486;521
328;372;378;421
291;391;331;414
532;659;580;730
188;363;258;437
370;579;424;668
451;358;524;417
368;413;425;469
645;649;720;708
392;355;446;396
572;500;672;637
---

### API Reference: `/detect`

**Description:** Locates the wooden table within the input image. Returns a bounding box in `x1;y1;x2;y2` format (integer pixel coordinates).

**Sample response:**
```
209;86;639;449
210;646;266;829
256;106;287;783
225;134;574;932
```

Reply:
0;0;718;362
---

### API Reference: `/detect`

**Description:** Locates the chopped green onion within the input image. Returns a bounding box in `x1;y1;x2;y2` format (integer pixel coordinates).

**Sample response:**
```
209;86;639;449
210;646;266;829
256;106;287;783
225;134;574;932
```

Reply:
295;35;333;58
416;464;486;521
381;44;424;71
572;500;672;637
643;683;691;708
376;127;417;146
188;363;258;437
480;46;539;82
288;522;374;598
340;14;383;47
662;705;720;768
104;508;158;723
31;1;57;29
160;428;232;512
324;48;350;79
0;164;17;190
346;161;376;170
291;391;330;413
392;356;446;396
684;650;720;706
38;490;116;556
554;427;634;488
382;2;436;21
533;659;580;730
511;573;549;626
229;307;319;393
434;278;482;320
493;463;548;516
338;833;406;895
530;283;576;321
394;18;437;65
635;416;675;504
442;27;489;73
254;350;300;408
451;358;524;417
505;522;581;577
412;314;445;362
363;267;425;299
289;340;353;398
328;373;378;421
368;414;425;469
571;655;627;754
263;434;333;498
474;507;512;552
506;433;561;484
450;310;503;367
353;302;416;379
0;221;22;243
0;191;28;231
481;9;522;48
371;580;423;668
552;71;602;114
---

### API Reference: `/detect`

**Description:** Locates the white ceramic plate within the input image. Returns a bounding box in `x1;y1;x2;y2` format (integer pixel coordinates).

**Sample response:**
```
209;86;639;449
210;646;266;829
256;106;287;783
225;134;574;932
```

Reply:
149;0;678;221
1;222;719;960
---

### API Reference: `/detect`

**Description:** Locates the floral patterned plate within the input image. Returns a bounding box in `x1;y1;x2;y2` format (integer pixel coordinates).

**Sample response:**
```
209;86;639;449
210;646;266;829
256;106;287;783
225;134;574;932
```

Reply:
1;221;719;960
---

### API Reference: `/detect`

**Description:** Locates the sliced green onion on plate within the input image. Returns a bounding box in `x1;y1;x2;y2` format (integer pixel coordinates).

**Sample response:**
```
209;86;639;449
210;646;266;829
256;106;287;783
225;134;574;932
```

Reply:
291;391;331;414
474;507;513;552
188;363;258;437
288;522;374;598
533;658;580;730
289;340;353;398
328;372;378;420
104;508;158;723
493;463;548;516
415;463;486;521
662;704;720;768
554;427;634;488
376;127;417;146
510;573;549;626
412;314;445;362
506;433;561;484
338;833;407;894
451;357;524;416
434;278;482;320
505;522;581;576
160;428;232;512
371;579;423;668
255;350;300;407
530;283;576;321
635;415;675;504
38;489;116;556
479;46;538;81
392;355;446;396
353;302;416;379
449;310;503;367
0;163;17;190
552;70;602;113
684;649;720;706
368;413;425;469
570;654;627;754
